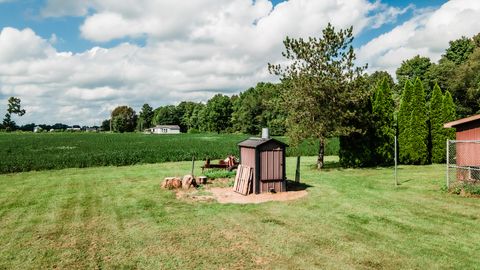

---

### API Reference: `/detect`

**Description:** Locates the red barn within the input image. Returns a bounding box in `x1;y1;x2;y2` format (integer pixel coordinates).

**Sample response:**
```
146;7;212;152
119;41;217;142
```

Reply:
444;114;480;181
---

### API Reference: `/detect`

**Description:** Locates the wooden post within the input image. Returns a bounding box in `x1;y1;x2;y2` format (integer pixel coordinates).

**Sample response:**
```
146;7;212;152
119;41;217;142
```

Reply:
191;156;195;177
446;139;450;189
295;156;301;183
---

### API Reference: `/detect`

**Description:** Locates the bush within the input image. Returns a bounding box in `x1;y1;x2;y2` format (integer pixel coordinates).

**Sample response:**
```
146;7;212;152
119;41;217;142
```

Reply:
447;181;480;196
187;128;200;134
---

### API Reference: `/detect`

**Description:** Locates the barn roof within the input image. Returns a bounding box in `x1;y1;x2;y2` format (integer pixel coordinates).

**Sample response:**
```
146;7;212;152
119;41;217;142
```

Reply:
444;114;480;128
238;137;288;148
153;125;180;130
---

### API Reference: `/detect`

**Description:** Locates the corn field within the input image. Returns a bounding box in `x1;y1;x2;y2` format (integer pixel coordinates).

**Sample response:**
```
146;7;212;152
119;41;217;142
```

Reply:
0;133;338;173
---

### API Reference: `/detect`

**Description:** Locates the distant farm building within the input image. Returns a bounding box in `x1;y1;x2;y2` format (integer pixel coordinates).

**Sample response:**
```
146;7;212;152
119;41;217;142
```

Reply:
238;130;288;194
149;125;181;134
66;127;81;132
85;127;98;132
444;114;480;181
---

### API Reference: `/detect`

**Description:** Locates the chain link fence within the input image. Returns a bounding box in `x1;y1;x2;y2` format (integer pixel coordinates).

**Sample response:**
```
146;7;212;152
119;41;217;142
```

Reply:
446;140;480;188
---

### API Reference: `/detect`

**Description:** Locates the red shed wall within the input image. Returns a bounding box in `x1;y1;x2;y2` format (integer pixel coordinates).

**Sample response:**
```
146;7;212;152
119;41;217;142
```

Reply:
456;120;480;140
455;120;480;167
258;141;286;193
240;147;256;192
260;150;283;181
240;147;256;168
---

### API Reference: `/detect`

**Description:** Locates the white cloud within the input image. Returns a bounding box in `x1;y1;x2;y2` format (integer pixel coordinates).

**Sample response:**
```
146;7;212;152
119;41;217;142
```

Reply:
357;0;480;76
1;0;412;125
0;27;54;62
369;2;414;29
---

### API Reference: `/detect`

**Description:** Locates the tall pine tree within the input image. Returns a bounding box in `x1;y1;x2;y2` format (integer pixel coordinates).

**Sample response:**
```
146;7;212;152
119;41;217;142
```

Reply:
406;78;429;164
442;91;456;140
429;84;445;163
372;78;395;165
398;80;414;163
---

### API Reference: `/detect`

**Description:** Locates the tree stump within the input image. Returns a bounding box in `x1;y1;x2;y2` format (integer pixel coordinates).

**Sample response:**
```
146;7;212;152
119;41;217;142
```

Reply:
161;177;182;189
182;175;196;189
197;176;207;185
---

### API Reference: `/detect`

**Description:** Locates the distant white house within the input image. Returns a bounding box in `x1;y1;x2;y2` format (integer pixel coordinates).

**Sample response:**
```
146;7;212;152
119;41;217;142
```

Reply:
149;125;181;134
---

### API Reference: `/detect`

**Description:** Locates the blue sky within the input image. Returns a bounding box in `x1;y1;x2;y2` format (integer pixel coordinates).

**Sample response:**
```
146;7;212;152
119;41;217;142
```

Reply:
0;0;447;52
0;0;478;125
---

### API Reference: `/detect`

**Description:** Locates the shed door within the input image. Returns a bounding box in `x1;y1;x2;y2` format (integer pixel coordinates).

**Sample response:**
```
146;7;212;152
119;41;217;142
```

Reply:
260;149;283;181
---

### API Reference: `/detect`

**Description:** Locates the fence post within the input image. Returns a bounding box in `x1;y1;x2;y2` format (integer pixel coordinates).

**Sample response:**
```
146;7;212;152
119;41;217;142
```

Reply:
295;156;301;183
394;136;398;187
446;140;449;189
191;156;195;177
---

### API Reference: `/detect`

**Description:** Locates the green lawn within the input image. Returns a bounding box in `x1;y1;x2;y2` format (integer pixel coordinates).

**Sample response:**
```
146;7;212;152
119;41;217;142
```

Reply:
1;157;479;269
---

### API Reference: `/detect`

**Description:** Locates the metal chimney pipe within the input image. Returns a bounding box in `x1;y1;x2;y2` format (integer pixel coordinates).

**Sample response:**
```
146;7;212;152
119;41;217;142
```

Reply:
261;128;269;139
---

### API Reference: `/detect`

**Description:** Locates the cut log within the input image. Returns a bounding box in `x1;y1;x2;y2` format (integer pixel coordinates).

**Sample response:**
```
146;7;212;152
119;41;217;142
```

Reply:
172;177;182;189
182;175;196;189
161;177;182;189
197;176;207;185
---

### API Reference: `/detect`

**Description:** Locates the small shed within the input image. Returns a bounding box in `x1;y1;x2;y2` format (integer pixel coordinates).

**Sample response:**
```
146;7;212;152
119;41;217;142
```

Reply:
238;137;288;194
444;114;480;181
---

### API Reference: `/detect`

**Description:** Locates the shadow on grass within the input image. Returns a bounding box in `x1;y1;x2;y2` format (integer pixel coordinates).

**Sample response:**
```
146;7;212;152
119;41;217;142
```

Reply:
396;178;414;186
308;160;343;171
286;180;313;191
309;162;411;172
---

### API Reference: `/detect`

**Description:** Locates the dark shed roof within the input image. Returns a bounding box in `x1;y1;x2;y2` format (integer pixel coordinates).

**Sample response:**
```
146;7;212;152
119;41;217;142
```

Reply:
444;114;480;128
238;137;288;148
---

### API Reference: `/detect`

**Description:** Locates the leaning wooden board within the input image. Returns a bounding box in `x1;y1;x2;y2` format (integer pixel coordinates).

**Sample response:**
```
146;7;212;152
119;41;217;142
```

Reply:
233;165;253;195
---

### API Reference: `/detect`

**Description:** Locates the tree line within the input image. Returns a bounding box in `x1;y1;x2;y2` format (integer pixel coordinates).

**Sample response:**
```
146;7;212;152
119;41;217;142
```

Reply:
105;82;286;136
338;32;480;167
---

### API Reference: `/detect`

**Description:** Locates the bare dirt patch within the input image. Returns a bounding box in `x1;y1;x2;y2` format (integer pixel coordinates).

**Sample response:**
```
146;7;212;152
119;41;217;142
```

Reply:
176;187;308;204
211;188;308;204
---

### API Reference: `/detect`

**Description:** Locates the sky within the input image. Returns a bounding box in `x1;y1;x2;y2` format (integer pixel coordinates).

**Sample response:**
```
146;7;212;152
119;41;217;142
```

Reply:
0;0;479;126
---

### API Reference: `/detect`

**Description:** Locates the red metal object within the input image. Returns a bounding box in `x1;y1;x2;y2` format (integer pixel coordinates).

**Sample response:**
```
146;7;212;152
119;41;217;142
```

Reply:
444;115;480;180
445;116;480;165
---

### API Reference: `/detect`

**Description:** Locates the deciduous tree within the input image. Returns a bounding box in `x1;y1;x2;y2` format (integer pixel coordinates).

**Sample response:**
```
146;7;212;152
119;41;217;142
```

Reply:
101;119;111;131
396;55;432;97
231;82;285;135
138;103;154;131
110;106;136;132
203;94;233;133
447;47;480;117
152;105;179;126
443;36;475;65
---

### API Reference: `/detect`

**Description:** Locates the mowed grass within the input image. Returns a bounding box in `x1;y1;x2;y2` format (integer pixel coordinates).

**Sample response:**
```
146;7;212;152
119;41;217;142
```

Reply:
0;132;339;173
1;157;479;269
